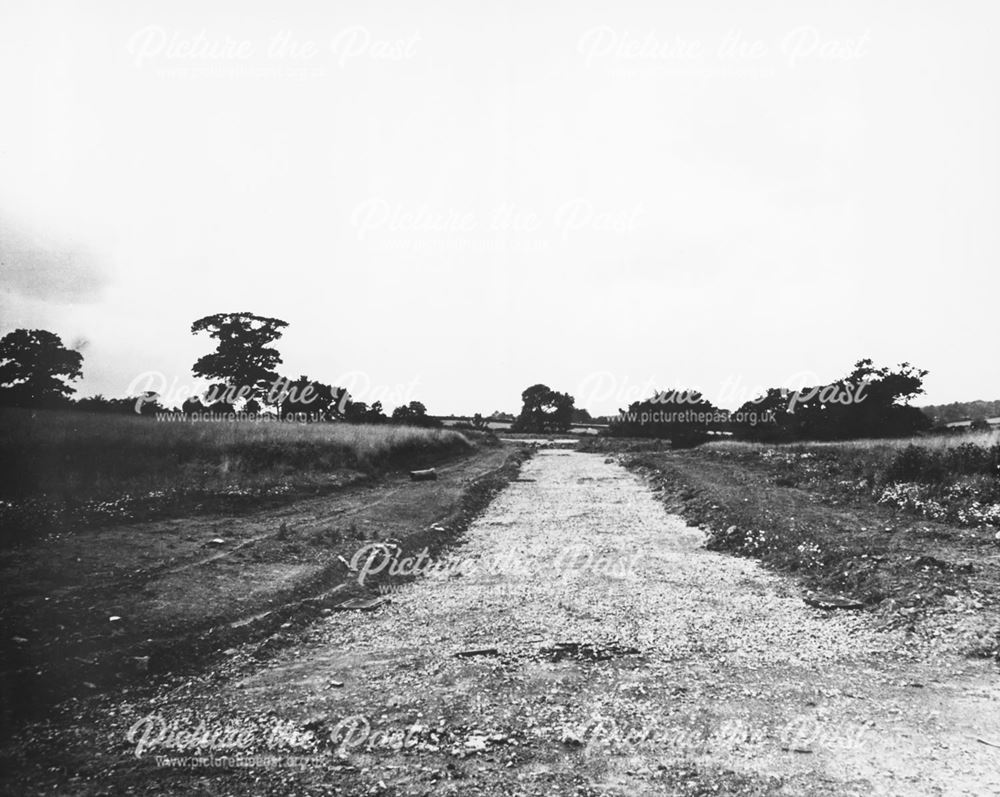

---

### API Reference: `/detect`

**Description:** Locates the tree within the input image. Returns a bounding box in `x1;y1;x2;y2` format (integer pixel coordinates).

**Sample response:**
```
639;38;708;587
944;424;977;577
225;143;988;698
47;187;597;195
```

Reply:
731;388;796;442
181;396;206;416
75;394;138;414
791;359;928;440
277;375;348;420
190;312;288;407
391;400;425;424
391;401;442;428
511;384;575;433
0;329;83;408
344;400;387;424
733;359;932;441
75;394;114;413
608;388;718;447
202;384;237;418
73;392;165;416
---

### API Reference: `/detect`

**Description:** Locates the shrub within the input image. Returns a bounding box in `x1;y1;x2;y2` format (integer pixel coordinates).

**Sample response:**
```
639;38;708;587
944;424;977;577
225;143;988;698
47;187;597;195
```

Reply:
884;445;946;484
946;443;1000;478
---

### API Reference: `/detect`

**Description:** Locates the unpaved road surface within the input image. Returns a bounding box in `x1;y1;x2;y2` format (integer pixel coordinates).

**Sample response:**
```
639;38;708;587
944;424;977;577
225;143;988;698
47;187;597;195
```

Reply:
6;450;1000;795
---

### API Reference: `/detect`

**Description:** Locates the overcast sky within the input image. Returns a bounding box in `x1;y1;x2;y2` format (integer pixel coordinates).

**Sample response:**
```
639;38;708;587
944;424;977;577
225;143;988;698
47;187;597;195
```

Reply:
1;0;997;415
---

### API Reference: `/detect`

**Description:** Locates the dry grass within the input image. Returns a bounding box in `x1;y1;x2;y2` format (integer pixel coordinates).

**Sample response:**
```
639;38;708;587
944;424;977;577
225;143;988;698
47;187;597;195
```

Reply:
0;408;473;535
706;430;1000;453
701;432;1000;527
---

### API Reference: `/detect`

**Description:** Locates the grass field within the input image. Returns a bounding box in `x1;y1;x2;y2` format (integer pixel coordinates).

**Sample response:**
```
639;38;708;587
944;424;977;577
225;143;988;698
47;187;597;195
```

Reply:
0;408;475;543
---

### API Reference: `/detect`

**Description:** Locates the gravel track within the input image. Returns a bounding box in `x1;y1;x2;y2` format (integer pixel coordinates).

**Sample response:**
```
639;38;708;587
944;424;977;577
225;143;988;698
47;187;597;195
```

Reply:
25;449;1000;796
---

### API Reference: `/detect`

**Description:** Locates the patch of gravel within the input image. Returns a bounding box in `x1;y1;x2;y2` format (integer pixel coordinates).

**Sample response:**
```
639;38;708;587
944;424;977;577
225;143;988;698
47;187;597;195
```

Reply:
372;453;895;669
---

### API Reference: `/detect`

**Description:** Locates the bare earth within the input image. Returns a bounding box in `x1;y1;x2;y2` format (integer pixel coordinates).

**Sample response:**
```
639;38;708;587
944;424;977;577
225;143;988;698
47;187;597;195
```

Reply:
9;449;1000;795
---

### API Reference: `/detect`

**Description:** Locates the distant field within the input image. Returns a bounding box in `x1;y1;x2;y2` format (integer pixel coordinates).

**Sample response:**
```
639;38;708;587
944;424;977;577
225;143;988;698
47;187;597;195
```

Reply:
0;408;475;541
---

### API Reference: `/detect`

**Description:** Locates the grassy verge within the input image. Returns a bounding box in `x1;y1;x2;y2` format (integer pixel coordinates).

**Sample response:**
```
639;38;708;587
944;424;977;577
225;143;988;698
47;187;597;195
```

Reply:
585;435;1000;660
705;433;1000;528
0;408;477;544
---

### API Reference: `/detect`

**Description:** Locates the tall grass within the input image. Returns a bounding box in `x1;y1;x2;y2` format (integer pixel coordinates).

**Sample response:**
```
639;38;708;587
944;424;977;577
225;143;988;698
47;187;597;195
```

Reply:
706;430;1000;453
701;430;1000;529
704;431;1000;489
0;408;473;502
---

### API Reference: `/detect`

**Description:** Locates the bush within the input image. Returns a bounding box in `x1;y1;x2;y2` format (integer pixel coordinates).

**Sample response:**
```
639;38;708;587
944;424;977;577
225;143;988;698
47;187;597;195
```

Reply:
883;445;947;484
946;443;1000;478
882;442;1000;486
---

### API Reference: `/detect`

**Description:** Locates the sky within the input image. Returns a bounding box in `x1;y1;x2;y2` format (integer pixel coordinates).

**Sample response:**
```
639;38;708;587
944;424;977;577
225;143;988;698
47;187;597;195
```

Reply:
1;0;997;416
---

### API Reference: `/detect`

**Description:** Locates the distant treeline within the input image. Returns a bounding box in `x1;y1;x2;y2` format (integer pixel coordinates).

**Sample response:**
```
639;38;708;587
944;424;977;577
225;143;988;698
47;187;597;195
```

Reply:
0;320;444;427
2;321;989;445
919;400;1000;425
609;359;933;446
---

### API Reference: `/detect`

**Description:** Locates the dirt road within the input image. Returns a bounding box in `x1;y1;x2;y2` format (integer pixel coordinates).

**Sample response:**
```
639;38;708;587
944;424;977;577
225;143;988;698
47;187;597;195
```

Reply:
7;449;1000;795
